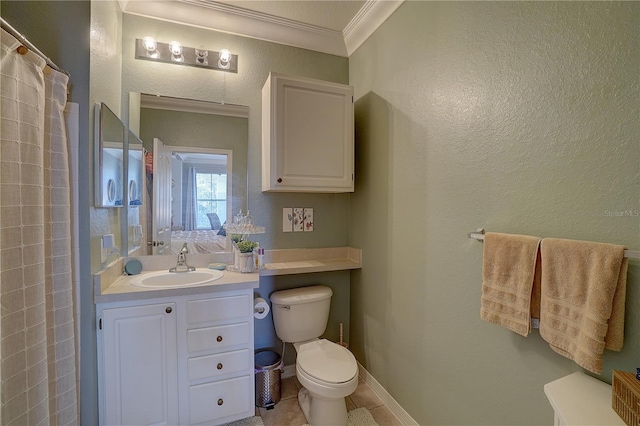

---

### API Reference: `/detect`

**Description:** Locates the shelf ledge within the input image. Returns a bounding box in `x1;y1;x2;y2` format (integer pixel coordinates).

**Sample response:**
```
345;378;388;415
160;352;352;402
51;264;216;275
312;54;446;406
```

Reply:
259;247;361;276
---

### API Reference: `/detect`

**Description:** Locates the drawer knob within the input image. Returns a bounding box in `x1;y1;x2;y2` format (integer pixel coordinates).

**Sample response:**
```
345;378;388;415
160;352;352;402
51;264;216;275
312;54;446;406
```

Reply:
277;178;282;183
217;399;224;406
216;336;223;342
217;363;223;370
165;307;172;314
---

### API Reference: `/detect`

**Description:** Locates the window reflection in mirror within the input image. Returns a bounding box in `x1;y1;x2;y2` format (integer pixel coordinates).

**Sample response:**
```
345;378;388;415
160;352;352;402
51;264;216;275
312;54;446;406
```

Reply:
176;152;229;228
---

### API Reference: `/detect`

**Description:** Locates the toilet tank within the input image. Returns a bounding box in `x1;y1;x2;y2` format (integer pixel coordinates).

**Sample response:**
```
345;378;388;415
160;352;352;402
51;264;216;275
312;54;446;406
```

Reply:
270;286;332;343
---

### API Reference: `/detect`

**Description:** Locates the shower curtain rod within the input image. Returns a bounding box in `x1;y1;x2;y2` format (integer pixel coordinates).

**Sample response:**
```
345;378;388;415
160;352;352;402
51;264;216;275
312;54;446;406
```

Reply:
1;17;69;76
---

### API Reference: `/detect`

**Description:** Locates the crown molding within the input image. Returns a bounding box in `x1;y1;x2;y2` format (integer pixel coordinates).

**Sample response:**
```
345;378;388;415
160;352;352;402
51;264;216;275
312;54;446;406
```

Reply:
123;0;347;56
343;0;404;56
123;0;404;58
181;0;339;37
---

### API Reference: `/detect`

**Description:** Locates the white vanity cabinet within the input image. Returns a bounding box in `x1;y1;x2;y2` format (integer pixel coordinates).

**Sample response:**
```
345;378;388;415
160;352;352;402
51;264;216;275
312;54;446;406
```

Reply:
97;289;255;426
262;72;354;192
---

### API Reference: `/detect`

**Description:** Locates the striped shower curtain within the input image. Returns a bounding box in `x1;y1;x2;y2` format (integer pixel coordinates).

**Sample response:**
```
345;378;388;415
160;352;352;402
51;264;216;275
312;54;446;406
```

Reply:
1;29;78;425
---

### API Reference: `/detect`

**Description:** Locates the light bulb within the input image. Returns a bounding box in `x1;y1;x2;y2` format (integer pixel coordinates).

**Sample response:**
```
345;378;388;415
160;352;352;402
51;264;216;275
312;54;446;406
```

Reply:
219;49;231;63
142;36;158;58
218;48;231;68
169;41;182;55
169;41;183;62
142;36;157;52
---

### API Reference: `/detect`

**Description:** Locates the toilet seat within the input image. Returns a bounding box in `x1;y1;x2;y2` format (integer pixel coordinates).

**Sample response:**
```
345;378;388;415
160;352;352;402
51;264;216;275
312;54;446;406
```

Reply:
296;339;358;384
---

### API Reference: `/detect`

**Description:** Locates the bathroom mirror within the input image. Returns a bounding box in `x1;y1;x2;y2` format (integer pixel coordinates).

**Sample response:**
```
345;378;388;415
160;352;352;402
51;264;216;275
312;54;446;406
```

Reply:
95;103;125;207
131;93;248;255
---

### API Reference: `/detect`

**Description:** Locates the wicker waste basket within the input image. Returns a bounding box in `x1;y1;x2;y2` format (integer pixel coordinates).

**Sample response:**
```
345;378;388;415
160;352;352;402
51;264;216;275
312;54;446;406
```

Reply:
612;370;640;426
255;350;283;410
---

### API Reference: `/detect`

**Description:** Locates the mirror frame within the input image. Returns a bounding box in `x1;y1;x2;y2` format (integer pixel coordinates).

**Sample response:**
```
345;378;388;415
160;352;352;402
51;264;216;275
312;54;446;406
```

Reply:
95;103;125;208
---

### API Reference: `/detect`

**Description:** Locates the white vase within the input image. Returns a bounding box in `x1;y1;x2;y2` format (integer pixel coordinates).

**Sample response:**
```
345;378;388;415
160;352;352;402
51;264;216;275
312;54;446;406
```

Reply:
238;252;254;273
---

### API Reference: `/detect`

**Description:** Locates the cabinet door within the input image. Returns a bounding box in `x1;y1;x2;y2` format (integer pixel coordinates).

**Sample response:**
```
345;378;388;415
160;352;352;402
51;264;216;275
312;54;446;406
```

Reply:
263;73;354;192
101;303;178;425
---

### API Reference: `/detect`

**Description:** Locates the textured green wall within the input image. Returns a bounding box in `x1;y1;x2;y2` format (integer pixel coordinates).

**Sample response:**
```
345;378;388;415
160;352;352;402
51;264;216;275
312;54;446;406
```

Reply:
349;2;639;424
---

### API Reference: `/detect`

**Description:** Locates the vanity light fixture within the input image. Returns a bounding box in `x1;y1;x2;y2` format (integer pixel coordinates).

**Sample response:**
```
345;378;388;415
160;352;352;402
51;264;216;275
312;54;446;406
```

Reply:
135;38;238;73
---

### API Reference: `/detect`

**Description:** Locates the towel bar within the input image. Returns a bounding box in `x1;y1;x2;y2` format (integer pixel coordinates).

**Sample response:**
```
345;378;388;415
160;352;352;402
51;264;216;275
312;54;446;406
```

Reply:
468;229;640;260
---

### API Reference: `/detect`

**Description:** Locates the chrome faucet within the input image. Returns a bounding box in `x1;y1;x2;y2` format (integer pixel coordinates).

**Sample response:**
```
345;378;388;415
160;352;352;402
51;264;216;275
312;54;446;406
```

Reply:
169;243;195;273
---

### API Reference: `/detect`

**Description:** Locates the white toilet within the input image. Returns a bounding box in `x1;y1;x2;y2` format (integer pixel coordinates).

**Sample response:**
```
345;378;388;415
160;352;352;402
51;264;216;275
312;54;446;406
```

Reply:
271;286;358;426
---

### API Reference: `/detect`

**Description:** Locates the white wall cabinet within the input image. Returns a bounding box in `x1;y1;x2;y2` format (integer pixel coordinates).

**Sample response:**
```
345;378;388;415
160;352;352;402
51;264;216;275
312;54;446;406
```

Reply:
97;289;255;426
262;72;354;192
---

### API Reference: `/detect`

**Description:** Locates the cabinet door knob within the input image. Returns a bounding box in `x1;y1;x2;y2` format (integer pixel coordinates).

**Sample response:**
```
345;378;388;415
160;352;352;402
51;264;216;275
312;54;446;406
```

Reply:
217;363;223;370
217;399;224;406
277;178;282;183
216;336;223;342
165;307;172;314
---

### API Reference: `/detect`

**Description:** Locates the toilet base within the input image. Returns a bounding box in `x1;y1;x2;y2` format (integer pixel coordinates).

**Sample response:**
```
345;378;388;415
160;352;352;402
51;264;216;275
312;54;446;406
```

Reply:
298;387;348;426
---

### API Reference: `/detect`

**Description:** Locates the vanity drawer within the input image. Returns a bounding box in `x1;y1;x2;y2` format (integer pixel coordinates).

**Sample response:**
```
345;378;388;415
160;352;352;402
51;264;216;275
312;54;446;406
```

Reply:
187;322;250;353
188;348;251;381
189;375;251;424
186;295;250;324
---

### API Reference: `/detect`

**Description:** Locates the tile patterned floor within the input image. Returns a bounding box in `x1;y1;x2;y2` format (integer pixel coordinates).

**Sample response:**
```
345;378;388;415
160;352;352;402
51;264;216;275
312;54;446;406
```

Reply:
257;376;404;425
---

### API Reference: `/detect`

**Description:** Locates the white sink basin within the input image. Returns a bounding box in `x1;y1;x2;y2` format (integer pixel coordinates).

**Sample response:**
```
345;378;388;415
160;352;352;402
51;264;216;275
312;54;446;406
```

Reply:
130;269;224;289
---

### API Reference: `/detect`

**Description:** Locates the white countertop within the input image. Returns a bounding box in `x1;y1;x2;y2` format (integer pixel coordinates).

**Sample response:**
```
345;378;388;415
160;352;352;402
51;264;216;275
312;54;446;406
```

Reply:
544;372;624;425
93;246;361;304
95;268;259;304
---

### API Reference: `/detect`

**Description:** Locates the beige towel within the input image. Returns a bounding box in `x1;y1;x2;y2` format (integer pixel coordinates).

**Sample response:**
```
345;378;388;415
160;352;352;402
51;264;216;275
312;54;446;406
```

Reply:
539;238;628;374
481;232;542;336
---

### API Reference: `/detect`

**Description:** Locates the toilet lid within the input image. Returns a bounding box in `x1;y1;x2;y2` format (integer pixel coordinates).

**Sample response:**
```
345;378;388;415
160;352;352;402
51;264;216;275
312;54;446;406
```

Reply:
297;339;357;384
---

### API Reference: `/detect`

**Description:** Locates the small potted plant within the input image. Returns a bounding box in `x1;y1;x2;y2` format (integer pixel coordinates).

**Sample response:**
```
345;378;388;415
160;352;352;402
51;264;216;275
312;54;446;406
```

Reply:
236;240;258;272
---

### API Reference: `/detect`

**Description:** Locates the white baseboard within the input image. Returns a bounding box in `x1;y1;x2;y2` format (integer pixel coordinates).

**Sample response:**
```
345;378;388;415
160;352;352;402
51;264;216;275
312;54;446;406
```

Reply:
357;363;419;426
280;362;418;425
